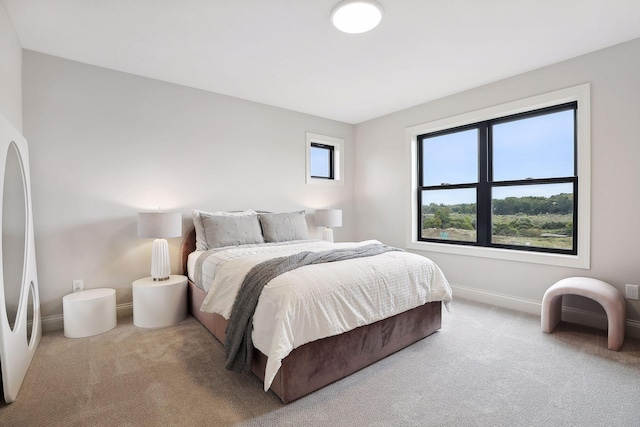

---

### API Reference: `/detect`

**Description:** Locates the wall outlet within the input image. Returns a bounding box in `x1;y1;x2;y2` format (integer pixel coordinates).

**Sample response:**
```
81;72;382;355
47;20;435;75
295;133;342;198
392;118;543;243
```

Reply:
625;284;639;300
72;279;83;293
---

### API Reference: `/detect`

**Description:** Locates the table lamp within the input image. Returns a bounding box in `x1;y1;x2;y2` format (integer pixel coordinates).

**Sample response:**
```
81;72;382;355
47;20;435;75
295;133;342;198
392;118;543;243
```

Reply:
137;211;182;281
315;208;342;242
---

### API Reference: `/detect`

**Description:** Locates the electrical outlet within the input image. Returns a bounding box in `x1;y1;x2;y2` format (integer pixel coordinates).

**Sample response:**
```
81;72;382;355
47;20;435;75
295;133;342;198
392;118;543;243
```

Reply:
625;284;639;300
72;279;83;293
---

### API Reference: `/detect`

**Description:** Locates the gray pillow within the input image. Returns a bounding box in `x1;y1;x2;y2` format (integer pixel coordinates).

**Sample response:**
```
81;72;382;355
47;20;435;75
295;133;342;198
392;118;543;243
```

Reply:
201;213;265;248
259;211;309;243
192;209;256;250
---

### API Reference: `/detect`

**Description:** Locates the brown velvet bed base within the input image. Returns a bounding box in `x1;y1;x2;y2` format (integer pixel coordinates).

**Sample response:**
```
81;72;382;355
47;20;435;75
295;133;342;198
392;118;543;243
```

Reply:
182;228;442;403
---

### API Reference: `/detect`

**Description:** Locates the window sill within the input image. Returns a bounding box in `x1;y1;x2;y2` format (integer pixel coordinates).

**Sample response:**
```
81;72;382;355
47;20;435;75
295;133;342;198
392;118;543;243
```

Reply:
406;240;589;269
306;177;344;186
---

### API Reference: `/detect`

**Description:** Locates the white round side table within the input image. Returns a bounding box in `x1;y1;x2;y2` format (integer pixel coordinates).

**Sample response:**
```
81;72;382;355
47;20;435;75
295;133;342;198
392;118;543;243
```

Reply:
63;288;117;338
132;275;188;328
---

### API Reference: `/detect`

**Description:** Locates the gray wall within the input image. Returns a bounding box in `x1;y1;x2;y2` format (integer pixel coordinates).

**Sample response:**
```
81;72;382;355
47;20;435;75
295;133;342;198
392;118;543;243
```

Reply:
0;2;22;130
22;51;355;324
354;38;640;331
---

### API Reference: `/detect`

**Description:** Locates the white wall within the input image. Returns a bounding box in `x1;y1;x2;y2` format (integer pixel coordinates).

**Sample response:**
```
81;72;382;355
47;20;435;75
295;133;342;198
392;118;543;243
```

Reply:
0;1;22;130
354;38;640;331
22;51;355;326
20;36;640;334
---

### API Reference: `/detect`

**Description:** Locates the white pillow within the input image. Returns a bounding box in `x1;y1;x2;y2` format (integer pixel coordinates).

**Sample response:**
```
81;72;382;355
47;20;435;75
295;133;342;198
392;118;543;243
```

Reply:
192;209;256;250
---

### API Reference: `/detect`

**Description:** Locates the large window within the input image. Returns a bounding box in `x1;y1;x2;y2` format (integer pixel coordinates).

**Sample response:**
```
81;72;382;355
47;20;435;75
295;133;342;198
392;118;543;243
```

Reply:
418;103;577;254
407;85;590;268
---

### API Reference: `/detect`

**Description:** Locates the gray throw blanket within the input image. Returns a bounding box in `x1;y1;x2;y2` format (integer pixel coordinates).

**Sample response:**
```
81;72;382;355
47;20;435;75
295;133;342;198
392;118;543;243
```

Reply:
224;243;402;373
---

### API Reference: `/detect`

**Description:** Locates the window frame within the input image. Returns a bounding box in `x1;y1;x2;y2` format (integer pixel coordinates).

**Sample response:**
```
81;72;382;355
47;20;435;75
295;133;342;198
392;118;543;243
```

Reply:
406;84;591;268
306;132;344;186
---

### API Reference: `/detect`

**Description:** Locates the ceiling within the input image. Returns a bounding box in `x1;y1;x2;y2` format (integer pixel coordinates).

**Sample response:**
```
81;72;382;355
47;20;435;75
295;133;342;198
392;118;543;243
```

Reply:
4;0;640;124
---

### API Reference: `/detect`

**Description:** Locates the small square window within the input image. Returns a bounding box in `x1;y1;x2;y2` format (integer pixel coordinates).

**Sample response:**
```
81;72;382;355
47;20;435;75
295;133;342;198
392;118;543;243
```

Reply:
306;133;344;186
310;143;334;179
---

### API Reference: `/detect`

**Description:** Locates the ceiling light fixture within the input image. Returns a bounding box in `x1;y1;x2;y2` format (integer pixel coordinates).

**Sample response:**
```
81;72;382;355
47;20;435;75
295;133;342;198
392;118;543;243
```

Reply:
331;1;383;34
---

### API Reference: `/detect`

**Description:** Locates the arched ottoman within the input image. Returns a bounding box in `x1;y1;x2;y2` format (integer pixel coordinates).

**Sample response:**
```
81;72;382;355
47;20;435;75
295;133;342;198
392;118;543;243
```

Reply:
541;277;625;351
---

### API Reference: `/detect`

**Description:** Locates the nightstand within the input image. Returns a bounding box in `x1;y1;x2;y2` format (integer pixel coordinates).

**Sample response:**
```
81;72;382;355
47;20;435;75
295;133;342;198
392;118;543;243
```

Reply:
132;275;188;328
63;288;117;338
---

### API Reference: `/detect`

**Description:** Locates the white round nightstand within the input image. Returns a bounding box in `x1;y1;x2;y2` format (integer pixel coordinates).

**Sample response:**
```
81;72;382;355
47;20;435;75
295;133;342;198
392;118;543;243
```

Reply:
132;275;188;328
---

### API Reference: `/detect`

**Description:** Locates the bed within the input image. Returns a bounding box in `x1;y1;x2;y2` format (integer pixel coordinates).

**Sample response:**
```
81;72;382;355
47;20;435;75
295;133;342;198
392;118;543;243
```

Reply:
181;210;452;403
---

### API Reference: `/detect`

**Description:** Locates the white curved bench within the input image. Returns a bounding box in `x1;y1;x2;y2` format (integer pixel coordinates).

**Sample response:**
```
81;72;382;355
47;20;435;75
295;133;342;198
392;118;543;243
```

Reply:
541;277;625;350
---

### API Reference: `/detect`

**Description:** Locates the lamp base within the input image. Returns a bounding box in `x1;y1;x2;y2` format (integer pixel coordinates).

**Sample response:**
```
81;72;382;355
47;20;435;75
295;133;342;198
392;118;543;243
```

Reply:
322;228;334;243
151;238;171;281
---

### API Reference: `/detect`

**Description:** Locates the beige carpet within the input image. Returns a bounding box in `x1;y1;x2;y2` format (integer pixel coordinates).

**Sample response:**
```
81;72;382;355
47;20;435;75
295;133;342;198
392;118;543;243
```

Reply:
1;298;639;426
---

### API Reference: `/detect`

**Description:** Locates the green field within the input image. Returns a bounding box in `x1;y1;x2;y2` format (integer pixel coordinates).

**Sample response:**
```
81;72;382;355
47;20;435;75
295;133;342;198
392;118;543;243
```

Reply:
422;213;573;250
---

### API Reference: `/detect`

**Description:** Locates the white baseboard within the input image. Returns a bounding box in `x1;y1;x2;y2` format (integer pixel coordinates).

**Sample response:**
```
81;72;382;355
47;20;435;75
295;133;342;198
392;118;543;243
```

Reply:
41;302;133;333
452;284;640;340
39;289;640;341
451;284;542;315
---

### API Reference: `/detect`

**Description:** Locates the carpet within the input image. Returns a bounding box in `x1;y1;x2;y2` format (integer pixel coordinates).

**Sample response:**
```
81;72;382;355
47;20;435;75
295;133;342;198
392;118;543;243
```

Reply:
1;298;639;426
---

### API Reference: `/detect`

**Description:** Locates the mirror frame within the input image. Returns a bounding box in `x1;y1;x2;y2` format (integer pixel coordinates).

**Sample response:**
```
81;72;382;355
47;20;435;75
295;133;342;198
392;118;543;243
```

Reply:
2;141;27;333
0;113;41;403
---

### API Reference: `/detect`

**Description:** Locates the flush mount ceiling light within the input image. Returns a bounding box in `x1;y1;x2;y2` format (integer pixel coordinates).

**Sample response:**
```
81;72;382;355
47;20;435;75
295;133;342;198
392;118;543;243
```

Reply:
331;1;383;34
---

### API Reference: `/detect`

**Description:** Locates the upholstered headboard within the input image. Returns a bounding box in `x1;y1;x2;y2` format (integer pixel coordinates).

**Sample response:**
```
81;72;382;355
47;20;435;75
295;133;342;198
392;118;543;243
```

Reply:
181;226;196;277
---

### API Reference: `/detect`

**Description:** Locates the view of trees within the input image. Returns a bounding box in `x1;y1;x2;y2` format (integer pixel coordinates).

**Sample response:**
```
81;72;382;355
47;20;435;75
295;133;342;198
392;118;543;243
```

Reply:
421;193;574;249
422;206;474;230
493;193;573;216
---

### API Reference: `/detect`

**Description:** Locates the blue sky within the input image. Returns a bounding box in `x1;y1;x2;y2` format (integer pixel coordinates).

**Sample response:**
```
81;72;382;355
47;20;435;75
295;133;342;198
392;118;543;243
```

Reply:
422;109;574;205
310;146;331;177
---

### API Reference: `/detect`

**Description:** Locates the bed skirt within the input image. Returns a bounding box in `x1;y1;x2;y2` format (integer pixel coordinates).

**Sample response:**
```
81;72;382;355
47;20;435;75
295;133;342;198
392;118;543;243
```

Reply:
187;280;442;403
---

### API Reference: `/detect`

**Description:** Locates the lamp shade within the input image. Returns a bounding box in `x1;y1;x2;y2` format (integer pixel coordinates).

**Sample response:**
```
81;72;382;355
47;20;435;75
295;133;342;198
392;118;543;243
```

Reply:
137;212;182;238
315;209;342;228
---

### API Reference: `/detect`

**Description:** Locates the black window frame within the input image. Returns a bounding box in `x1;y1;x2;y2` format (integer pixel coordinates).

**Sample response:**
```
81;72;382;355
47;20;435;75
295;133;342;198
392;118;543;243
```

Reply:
417;102;578;255
310;142;335;180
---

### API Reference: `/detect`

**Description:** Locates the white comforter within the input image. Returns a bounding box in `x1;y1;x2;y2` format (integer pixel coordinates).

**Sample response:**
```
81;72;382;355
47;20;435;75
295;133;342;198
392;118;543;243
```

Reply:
197;240;452;391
